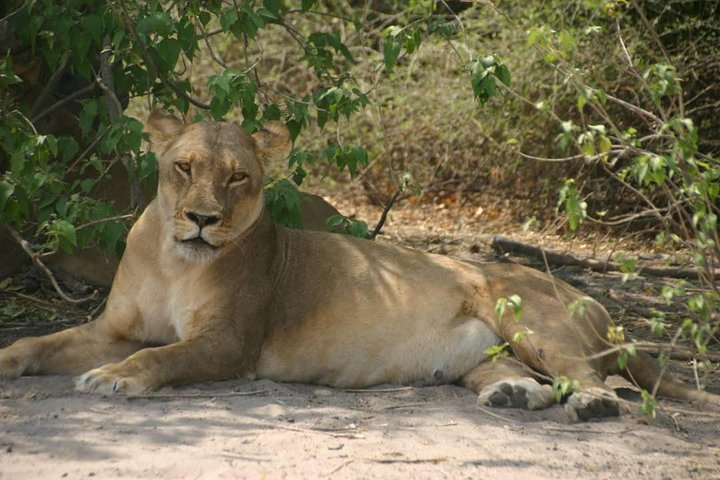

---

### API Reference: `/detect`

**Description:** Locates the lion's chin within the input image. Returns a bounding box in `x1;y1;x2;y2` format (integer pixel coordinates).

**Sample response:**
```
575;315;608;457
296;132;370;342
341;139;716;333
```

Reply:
174;237;220;262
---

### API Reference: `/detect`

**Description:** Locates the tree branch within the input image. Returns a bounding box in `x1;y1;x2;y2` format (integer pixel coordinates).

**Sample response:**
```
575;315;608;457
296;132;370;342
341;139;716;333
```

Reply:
368;187;401;240
29;51;70;118
98;36;145;210
196;16;227;69
30;83;97;126
484;235;717;280
5;225;98;304
116;0;210;111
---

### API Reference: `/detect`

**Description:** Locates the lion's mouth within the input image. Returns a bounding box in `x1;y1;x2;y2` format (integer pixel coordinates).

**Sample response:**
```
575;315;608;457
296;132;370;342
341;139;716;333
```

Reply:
178;236;217;249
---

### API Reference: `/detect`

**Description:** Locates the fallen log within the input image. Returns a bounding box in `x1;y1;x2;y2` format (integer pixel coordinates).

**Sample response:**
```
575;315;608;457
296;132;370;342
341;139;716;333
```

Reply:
483;235;717;280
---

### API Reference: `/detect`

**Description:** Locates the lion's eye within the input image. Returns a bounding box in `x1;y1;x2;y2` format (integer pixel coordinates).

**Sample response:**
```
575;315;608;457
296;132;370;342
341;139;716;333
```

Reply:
229;172;249;184
176;162;192;176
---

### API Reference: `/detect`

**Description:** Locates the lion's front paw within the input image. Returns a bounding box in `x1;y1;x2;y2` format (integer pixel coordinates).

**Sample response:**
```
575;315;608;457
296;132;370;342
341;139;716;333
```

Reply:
477;378;554;411
75;364;151;395
0;343;36;380
565;387;623;421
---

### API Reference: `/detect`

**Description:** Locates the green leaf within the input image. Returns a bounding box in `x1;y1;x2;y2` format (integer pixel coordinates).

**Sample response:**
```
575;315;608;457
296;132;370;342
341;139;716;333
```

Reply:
349;147;368;176
137;12;174;36
495;64;511;87
551;376;579;403
326;214;346;231
213;75;230;98
50;219;77;253
210;97;230;121
302;0;316;11
0;57;22;88
98;221;125;255
0;180;15;214
640;390;657;418
81;14;103;44
383;39;402;72
484;343;510;361
495;297;507;319
263;104;281;121
263;0;281;16
139;152;158;181
577;94;587;112
617;351;628;370
155;38;182;71
58;137;80;163
79;99;98;139
508;294;522;321
348;219;369;238
598;135;612;154
292;165;306;185
220;8;239;30
472;72;496;104
265;179;303;228
581;140;596;157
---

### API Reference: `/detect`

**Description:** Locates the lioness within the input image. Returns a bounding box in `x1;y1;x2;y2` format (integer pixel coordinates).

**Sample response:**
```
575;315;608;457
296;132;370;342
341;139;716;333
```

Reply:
1;111;716;421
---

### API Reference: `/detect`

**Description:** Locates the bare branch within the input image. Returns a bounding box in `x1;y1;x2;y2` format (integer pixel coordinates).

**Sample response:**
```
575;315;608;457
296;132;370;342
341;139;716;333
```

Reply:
115;0;210;111
368;187;401;240
29;51;70;118
196;16;227;69
30;83;97;126
75;213;135;231
5;225;98;304
97;40;123;119
98;36;145;209
485;234;717;280
0;0;29;22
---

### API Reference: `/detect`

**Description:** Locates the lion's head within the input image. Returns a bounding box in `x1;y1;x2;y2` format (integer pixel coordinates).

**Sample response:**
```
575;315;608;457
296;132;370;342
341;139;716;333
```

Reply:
145;110;290;261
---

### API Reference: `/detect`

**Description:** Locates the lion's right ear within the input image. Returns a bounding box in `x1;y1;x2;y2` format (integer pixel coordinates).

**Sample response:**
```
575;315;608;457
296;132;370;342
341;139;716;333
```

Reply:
144;110;185;152
251;121;291;161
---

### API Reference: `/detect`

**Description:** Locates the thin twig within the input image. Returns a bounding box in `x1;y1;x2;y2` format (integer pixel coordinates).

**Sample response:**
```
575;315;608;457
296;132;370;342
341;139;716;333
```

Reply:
66;125;111;173
29;52;71;117
517;151;586;162
74;213;135;231
126;389;268;400
262;423;365;439
31;83;97;126
0;0;29;22
475;405;518;423
570;340;720;363
4;225;98;304
368;188;402;240
370;457;448;465
196;16;227;69
324;460;354;477
115;0;210;111
342;386;414;393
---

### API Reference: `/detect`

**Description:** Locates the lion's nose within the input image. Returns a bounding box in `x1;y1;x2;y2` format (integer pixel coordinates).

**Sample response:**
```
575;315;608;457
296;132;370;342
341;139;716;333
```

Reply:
184;210;220;228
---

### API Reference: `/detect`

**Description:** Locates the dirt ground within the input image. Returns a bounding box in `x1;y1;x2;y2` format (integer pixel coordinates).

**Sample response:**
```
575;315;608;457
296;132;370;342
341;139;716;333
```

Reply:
2;190;720;479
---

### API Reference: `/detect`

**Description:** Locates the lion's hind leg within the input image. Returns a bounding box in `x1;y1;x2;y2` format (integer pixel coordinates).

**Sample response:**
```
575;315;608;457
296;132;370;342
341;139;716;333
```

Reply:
460;358;554;411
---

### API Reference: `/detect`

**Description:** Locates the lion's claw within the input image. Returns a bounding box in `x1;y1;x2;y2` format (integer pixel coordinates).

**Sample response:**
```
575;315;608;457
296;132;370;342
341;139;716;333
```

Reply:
75;365;150;395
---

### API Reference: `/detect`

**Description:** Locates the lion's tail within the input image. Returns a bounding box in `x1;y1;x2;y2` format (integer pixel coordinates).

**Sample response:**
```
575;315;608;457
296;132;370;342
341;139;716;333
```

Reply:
623;351;720;406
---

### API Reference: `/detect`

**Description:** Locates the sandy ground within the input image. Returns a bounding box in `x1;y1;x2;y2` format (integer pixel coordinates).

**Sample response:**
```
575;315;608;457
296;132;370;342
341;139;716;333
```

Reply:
2;374;720;479
2;190;720;479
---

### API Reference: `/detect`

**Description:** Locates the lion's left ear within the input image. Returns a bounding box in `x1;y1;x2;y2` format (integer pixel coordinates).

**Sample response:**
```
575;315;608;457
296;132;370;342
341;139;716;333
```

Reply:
145;110;185;153
251;121;291;160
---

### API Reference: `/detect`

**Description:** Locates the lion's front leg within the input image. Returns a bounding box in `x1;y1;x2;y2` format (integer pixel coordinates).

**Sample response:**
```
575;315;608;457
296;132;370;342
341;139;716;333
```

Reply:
75;336;254;395
0;321;144;379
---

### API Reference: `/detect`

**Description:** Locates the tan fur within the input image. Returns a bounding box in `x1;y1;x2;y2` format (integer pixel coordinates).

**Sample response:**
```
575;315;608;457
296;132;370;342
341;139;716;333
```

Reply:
1;112;716;420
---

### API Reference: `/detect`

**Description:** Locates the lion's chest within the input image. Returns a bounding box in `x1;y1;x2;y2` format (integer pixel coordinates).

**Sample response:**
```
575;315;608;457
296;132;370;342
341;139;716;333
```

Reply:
132;269;211;343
